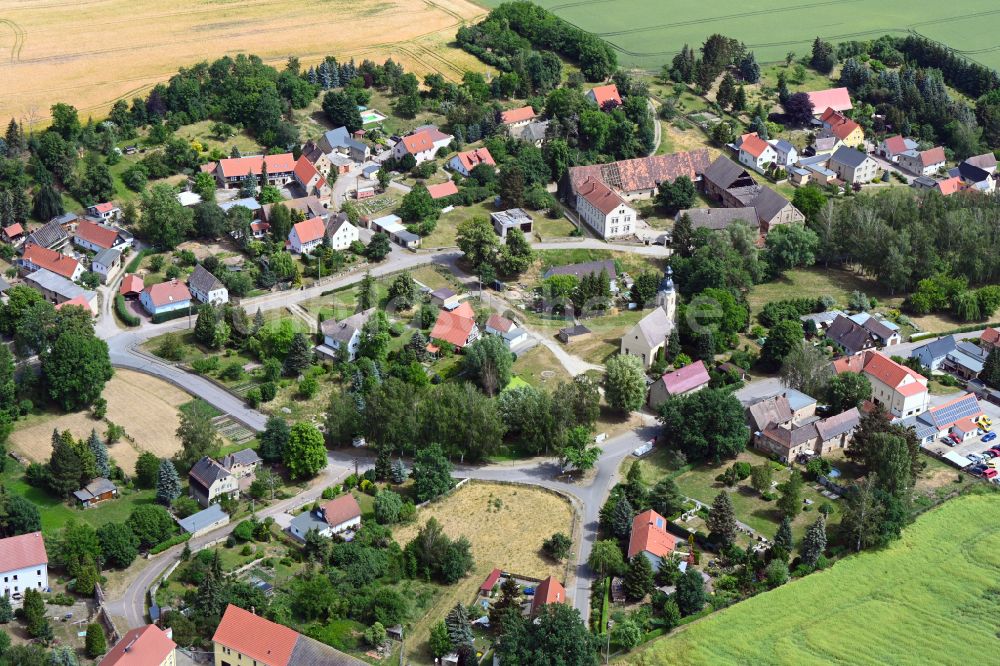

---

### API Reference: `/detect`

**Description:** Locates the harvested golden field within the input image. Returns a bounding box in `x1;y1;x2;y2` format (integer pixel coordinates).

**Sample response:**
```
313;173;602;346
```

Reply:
9;369;188;472
394;481;576;664
0;0;486;123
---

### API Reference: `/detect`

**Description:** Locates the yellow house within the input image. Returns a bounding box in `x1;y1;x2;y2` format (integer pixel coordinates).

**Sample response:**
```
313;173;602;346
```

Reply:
818;108;865;148
213;604;364;666
99;624;176;666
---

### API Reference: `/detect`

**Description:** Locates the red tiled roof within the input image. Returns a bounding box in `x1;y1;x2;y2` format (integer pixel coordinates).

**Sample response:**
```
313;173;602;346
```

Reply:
213;605;298;666
143;280;191;308
486;313;515;333
92;202;115;213
501;106;537;124
832;355;865;375
0;532;48;573
936;177;964;196
568;149;711;197
660;360;710;395
920;147;946;167
55;295;92;313
480;568;502;592
251;221;271;233
861;351;926;389
21;244;80;279
589;84;622;108
806;87;852;113
982;327;1000;346
293;155;326;189
200;162;217;174
427;181;459;199
119;273;144;296
739;133;771;159
399;130;436;155
883;135;908;154
291;217;326;244
3;223;23;237
451;301;475;319
431;309;477;348
953;416;979;432
75;220;119;250
577;177;627;215
321;494;361;528
454;147;495;172
627;510;677;560
826;113;861;141
530;576;566;616
99;624;176;666
217;153;295;178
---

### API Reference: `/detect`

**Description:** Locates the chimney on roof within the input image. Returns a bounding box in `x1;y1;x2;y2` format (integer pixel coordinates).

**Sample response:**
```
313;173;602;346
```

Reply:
124;638;137;653
163;627;173;640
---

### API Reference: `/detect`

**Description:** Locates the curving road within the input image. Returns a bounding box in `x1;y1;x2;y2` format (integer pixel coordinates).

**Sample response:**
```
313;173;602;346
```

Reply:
100;240;671;629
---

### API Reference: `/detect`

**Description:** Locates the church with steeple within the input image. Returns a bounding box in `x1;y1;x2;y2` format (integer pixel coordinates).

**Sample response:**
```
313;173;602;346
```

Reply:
620;266;677;369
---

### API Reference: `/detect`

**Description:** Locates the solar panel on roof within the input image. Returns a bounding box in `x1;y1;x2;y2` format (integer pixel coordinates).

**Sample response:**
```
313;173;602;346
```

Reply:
932;396;979;427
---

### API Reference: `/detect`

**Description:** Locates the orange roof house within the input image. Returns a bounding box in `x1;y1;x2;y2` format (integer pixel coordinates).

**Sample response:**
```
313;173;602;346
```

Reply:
99;624;176;666
805;87;852;114
981;327;1000;353
450;147;496;174
627;510;678;568
739;133;772;159
530;576;567;616
74;219;121;250
577;177;627;215
501;106;537;125
19;244;82;280
400;130;436;155
430;306;479;349
587;84;622;109
0;531;48;573
213;604;298;666
819;109;863;146
832;350;928;419
216;153;295;179
426;181;459;199
935;176;964;196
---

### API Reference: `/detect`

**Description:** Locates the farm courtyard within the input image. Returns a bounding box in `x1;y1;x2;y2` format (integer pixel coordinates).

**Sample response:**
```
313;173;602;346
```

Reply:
0;0;486;122
478;0;1000;71
625;492;1000;665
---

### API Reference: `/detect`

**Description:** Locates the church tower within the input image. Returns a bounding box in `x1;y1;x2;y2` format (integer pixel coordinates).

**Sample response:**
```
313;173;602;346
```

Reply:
655;265;676;322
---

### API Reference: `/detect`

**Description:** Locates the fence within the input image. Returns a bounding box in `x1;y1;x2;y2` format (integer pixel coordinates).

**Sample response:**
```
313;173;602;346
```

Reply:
93;584;121;646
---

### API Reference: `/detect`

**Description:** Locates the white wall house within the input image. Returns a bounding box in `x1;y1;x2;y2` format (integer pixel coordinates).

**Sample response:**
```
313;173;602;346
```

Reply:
769;139;798;167
392;127;453;164
91;248;122;285
288;217;326;254
317;309;373;361
187;265;229;306
574;177;636;239
0;532;48;598
738;134;778;174
326;216;359;251
289;494;362;541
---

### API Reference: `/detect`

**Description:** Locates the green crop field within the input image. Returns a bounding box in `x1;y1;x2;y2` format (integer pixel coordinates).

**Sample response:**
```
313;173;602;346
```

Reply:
624;492;1000;665
476;0;1000;71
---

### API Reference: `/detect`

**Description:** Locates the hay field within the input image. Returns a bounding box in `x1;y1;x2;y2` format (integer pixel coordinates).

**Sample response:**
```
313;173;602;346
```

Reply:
625;492;1000;665
478;0;1000;70
395;481;575;664
0;0;486;123
9;369;188;472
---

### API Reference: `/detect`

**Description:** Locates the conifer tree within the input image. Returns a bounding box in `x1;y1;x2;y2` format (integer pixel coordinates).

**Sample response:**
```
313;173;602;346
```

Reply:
707;491;738;548
445;603;473;650
800;515;827;567
283;332;312;377
87;430;110;479
155;459;181;506
623;553;655;601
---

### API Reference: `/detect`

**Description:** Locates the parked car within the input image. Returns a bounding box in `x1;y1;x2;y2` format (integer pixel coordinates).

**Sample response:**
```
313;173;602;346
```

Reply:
949;432;963;445
983;431;998;443
984;468;998;480
978;415;993;430
968;453;984;463
988;447;1000;457
982;449;997;459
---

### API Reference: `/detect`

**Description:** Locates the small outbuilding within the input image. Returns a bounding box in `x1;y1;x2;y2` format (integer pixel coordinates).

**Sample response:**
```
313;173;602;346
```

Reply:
73;478;118;508
178;504;231;537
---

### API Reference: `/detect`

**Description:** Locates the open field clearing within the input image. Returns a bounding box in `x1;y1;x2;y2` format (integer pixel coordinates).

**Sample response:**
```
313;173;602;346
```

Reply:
0;0;486;122
625;491;1000;664
478;0;1000;70
394;481;575;664
9;369;187;471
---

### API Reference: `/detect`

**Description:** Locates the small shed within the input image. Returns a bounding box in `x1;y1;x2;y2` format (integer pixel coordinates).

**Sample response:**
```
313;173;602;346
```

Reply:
557;324;592;343
480;568;502;596
73;478;118;508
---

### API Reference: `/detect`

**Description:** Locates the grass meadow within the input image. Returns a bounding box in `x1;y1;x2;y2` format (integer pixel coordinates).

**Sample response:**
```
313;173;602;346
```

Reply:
477;0;1000;71
625;491;1000;665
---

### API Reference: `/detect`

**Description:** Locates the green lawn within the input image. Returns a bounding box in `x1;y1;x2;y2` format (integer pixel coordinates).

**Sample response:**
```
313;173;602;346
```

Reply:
747;267;902;317
0;463;156;536
410;265;462;293
626;492;1000;665
511;345;571;387
423;201;498;249
533;214;577;240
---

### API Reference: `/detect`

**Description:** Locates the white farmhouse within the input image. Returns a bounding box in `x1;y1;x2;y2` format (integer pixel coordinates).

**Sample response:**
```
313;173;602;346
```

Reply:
0;532;49;598
187;264;229;306
289;494;362;541
574;177;637;239
316;308;375;362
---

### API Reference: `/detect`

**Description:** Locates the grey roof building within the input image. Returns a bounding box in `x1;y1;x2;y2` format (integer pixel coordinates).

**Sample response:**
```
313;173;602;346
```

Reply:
490;208;533;238
188;264;225;295
92;247;121;267
221;448;262;471
830;146;870;169
911;336;957;371
178;504;229;534
320;308;375;346
23;220;69;250
25;268;95;303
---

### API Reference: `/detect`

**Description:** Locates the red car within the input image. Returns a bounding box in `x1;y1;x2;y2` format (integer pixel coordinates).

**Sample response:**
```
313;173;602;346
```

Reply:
984;469;998;480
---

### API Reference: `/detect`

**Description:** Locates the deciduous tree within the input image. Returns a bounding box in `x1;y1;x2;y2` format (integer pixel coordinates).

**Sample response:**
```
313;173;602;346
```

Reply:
283;422;327;480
